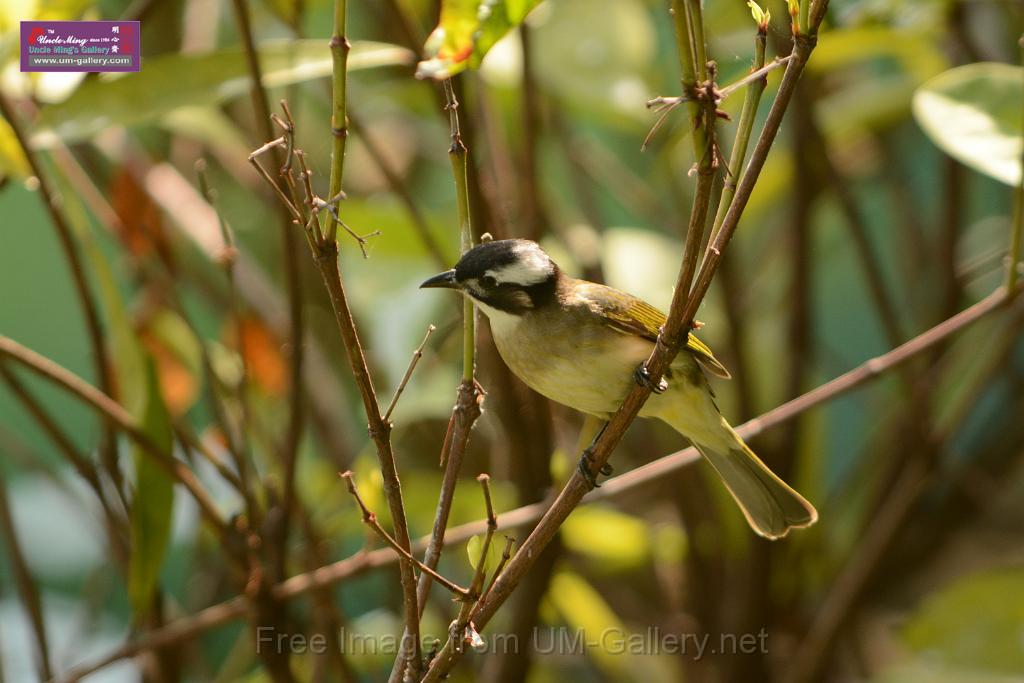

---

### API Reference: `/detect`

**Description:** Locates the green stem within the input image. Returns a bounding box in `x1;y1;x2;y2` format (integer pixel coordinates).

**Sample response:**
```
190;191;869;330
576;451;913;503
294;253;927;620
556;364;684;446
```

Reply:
445;79;476;382
684;0;708;81
708;26;767;247
670;0;708;163
327;0;349;243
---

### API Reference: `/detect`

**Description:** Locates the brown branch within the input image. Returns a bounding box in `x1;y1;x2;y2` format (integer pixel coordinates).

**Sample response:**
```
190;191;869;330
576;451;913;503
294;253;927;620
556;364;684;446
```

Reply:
0;94;122;504
55;283;1015;682
248;96;424;678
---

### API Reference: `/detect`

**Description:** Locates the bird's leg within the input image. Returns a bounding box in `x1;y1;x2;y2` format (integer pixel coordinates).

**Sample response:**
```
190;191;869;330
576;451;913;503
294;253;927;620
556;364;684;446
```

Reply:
634;363;668;394
577;420;613;489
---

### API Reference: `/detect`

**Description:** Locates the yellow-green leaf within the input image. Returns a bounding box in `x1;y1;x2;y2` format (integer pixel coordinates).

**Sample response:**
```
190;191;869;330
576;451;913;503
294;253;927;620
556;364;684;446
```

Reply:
466;532;503;572
913;62;1023;186
416;0;543;80
127;360;175;615
561;506;651;572
903;568;1024;674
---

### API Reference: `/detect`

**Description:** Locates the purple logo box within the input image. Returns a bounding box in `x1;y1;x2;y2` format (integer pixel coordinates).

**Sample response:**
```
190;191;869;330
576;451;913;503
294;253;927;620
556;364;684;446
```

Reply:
21;21;140;73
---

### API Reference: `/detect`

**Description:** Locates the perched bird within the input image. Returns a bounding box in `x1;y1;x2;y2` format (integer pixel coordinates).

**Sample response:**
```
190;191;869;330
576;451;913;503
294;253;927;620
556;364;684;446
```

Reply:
421;239;816;539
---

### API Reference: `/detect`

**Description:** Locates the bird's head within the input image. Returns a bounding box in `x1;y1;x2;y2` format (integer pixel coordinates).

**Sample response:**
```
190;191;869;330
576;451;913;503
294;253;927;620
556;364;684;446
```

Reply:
420;239;560;315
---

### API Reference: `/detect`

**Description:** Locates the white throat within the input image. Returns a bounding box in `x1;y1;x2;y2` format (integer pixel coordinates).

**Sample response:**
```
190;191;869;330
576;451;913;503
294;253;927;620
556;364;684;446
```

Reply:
471;298;521;338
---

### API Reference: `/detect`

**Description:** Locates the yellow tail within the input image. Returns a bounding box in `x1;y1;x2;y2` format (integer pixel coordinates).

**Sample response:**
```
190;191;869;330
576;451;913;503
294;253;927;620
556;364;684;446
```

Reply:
693;423;817;539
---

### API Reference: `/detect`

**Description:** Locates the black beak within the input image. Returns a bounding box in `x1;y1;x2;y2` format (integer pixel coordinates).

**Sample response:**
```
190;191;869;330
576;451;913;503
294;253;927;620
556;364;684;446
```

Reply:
419;269;459;290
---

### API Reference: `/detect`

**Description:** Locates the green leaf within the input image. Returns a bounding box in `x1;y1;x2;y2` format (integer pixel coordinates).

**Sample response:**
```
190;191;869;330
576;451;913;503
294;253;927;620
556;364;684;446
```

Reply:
913;62;1023;186
466;532;503;571
416;0;543;80
903;568;1024;674
127;360;175;616
32;40;413;145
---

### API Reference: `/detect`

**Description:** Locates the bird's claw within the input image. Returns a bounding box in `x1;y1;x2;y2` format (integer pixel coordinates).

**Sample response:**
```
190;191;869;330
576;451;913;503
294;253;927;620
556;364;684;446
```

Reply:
634;364;668;394
578;449;613;489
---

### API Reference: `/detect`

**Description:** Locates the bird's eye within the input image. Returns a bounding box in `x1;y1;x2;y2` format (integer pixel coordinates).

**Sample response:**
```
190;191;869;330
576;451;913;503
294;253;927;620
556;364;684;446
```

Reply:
480;275;497;289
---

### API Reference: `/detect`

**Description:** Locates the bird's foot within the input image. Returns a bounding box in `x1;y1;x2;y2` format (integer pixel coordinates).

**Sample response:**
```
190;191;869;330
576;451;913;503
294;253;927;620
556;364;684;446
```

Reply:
634;363;668;394
578;449;613;489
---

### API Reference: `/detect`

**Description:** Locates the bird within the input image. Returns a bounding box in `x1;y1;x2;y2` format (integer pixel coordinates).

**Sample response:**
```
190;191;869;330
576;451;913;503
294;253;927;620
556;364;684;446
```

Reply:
421;238;817;539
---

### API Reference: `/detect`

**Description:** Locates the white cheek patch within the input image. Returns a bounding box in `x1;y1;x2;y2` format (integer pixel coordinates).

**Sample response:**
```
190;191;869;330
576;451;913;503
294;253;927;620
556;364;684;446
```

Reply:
485;246;553;286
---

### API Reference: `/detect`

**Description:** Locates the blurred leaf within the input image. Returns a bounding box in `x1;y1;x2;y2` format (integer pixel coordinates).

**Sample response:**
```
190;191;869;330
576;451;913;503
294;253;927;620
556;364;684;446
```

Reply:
160;106;252;161
547;570;668;681
562;506;651;572
529;0;655;119
0;116;29;179
466;532;503;572
903;568;1024;674
417;0;542;79
231;315;287;396
913;63;1023;186
140;311;203;417
601;228;681;311
874;660;1024;683
32;40;414;145
109;167;170;260
128;360;175;616
810;27;947;84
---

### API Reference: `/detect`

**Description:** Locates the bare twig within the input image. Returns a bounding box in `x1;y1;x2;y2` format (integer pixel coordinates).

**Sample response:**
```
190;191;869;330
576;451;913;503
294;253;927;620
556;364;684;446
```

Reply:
383;325;436;422
340;473;471;599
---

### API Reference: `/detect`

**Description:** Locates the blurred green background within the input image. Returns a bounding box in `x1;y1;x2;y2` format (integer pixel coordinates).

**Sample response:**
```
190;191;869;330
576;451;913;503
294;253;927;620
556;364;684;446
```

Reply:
1;0;1023;681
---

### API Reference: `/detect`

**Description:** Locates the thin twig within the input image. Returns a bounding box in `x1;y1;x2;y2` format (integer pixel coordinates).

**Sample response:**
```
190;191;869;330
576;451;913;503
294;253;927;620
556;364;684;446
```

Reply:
340;473;471;599
383;325;436;422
